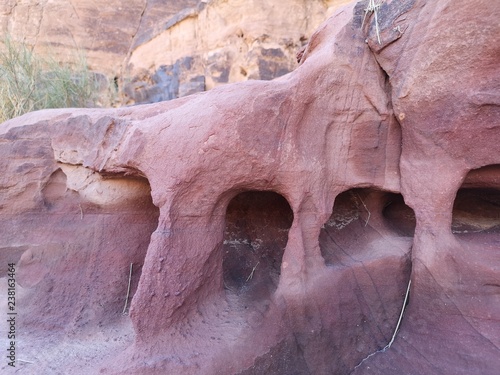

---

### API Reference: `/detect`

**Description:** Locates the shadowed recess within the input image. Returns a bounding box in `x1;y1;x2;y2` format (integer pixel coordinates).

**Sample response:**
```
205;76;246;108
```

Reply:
320;188;415;266
452;189;500;234
222;191;293;300
453;165;500;234
17;166;160;329
382;193;417;237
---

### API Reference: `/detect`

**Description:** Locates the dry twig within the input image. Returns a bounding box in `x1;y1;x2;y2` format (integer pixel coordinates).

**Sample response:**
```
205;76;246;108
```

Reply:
246;262;259;282
122;263;133;314
362;0;383;44
356;193;371;227
386;278;411;348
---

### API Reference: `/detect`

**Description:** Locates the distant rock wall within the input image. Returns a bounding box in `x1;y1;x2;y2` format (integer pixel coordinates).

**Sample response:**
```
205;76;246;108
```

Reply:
0;0;350;105
123;0;351;104
1;0;145;74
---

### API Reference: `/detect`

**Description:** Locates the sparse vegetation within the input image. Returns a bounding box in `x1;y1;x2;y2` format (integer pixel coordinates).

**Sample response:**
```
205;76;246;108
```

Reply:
0;37;105;123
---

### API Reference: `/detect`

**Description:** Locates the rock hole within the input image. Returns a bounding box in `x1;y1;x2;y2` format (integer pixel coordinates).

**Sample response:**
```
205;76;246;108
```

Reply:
27;166;159;327
115;175;160;312
453;165;500;234
452;188;500;234
320;188;415;266
222;191;293;301
319;188;415;370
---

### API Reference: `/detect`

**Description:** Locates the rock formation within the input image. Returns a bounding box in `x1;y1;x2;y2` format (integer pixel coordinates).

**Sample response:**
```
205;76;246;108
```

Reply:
0;0;199;75
123;0;352;104
0;0;499;374
1;0;351;104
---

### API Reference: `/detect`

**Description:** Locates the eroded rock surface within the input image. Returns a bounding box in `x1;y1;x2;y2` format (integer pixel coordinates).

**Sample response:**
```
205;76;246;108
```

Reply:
1;0;351;104
0;0;499;374
123;0;352;104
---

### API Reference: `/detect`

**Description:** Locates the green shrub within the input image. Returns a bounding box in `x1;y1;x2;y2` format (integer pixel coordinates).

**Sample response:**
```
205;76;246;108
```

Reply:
0;37;103;123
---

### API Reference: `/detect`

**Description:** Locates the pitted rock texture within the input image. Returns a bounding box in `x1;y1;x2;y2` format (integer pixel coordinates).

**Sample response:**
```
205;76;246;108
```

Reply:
0;0;499;374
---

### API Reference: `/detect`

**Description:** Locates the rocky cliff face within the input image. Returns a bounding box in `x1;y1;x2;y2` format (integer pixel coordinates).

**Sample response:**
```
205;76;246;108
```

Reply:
123;0;352;104
1;0;500;374
1;0;147;74
1;0;350;104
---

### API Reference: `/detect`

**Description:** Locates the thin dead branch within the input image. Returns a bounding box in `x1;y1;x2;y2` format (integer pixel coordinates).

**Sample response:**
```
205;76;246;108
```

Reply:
246;261;259;282
362;0;383;44
122;263;133;314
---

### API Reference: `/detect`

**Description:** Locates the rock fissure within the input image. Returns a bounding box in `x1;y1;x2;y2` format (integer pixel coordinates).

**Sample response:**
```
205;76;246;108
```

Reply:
126;0;148;65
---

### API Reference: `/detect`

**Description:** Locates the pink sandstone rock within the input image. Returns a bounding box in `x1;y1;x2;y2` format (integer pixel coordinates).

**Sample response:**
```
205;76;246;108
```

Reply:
0;0;499;374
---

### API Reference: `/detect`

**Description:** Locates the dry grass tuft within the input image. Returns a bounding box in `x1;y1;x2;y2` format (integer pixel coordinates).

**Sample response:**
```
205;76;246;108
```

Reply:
0;37;104;123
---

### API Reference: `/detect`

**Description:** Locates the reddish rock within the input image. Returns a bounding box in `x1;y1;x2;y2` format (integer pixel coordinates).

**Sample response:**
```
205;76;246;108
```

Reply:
352;0;500;374
0;0;499;374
